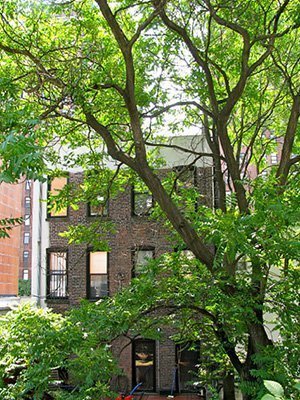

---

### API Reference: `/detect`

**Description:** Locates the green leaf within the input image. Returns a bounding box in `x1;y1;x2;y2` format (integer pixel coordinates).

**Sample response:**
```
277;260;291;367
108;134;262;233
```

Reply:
261;395;276;400
294;382;300;391
264;381;284;397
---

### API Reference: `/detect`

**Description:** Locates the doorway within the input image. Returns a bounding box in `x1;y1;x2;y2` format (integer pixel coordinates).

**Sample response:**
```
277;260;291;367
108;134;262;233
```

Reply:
132;339;156;392
176;342;200;392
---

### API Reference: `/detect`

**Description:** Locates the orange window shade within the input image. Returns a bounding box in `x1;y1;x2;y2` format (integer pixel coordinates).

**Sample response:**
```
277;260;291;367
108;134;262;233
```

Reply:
90;252;107;274
49;177;68;217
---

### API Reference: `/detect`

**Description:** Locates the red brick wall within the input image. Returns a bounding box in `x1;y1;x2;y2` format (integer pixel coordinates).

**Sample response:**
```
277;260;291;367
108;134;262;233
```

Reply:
0;182;23;296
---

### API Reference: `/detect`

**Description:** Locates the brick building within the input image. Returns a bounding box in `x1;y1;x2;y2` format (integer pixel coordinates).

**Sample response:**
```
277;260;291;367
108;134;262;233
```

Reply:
0;181;23;305
31;135;213;393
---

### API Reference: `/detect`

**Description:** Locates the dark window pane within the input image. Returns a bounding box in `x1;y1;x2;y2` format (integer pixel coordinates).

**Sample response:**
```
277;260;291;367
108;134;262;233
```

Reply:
134;192;153;216
90;274;108;298
134;250;153;276
89;196;108;216
176;343;200;392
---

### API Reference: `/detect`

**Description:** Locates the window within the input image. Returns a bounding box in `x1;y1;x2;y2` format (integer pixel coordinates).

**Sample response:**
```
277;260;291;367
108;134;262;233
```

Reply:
239;152;245;165
24;196;31;208
178;249;195;277
132;183;153;216
226;191;236;209
261;169;268;178
23;269;29;280
25;180;31;190
271;153;277;165
174;165;196;190
88;196;108;217
24;214;30;226
24;232;30;244
23;251;29;265
132;248;154;277
88;251;108;299
48;176;68;217
47;251;68;298
133;339;156;392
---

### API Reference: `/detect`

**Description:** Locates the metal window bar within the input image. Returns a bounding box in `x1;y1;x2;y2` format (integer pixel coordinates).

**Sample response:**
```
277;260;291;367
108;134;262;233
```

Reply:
48;252;68;298
49;272;67;298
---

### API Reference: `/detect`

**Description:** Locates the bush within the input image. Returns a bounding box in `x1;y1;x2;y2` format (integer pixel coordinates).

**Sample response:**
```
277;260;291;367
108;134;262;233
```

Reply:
18;279;31;296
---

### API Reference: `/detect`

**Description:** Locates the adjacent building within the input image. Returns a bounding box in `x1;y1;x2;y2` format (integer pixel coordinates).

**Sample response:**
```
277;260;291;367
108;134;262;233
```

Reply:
0;181;23;310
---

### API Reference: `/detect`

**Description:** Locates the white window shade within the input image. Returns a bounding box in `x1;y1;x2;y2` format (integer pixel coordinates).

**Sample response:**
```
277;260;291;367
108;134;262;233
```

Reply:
136;250;153;266
50;252;67;272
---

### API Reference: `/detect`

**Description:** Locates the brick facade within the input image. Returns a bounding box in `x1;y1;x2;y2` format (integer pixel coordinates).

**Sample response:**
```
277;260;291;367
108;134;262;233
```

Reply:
46;167;213;392
0;181;23;297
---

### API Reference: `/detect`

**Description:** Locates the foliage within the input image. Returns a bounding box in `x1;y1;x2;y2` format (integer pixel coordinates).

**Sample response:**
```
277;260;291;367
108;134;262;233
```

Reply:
261;380;300;400
0;304;117;400
262;381;286;400
18;279;31;297
0;1;299;399
0;217;23;239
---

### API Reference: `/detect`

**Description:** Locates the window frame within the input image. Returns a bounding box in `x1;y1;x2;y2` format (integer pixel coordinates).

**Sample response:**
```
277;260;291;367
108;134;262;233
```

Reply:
174;165;197;192
270;153;278;165
47;175;69;219
87;250;109;300
25;180;31;191
24;232;30;244
23;269;29;280
46;249;68;299
132;247;155;278
24;196;31;209
24;214;30;226
23;250;29;265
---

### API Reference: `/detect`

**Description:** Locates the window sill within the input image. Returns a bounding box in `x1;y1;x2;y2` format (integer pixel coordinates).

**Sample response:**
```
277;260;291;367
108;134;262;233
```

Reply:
46;216;69;222
47;298;69;303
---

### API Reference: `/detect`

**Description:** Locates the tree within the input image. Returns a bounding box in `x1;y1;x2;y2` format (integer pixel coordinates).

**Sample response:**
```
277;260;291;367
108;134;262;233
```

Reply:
0;1;299;399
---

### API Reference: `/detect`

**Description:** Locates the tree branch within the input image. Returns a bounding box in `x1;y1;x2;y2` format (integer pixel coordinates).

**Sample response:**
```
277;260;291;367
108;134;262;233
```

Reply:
152;1;219;115
95;0;147;161
276;94;300;185
85;112;137;169
142;100;214;119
